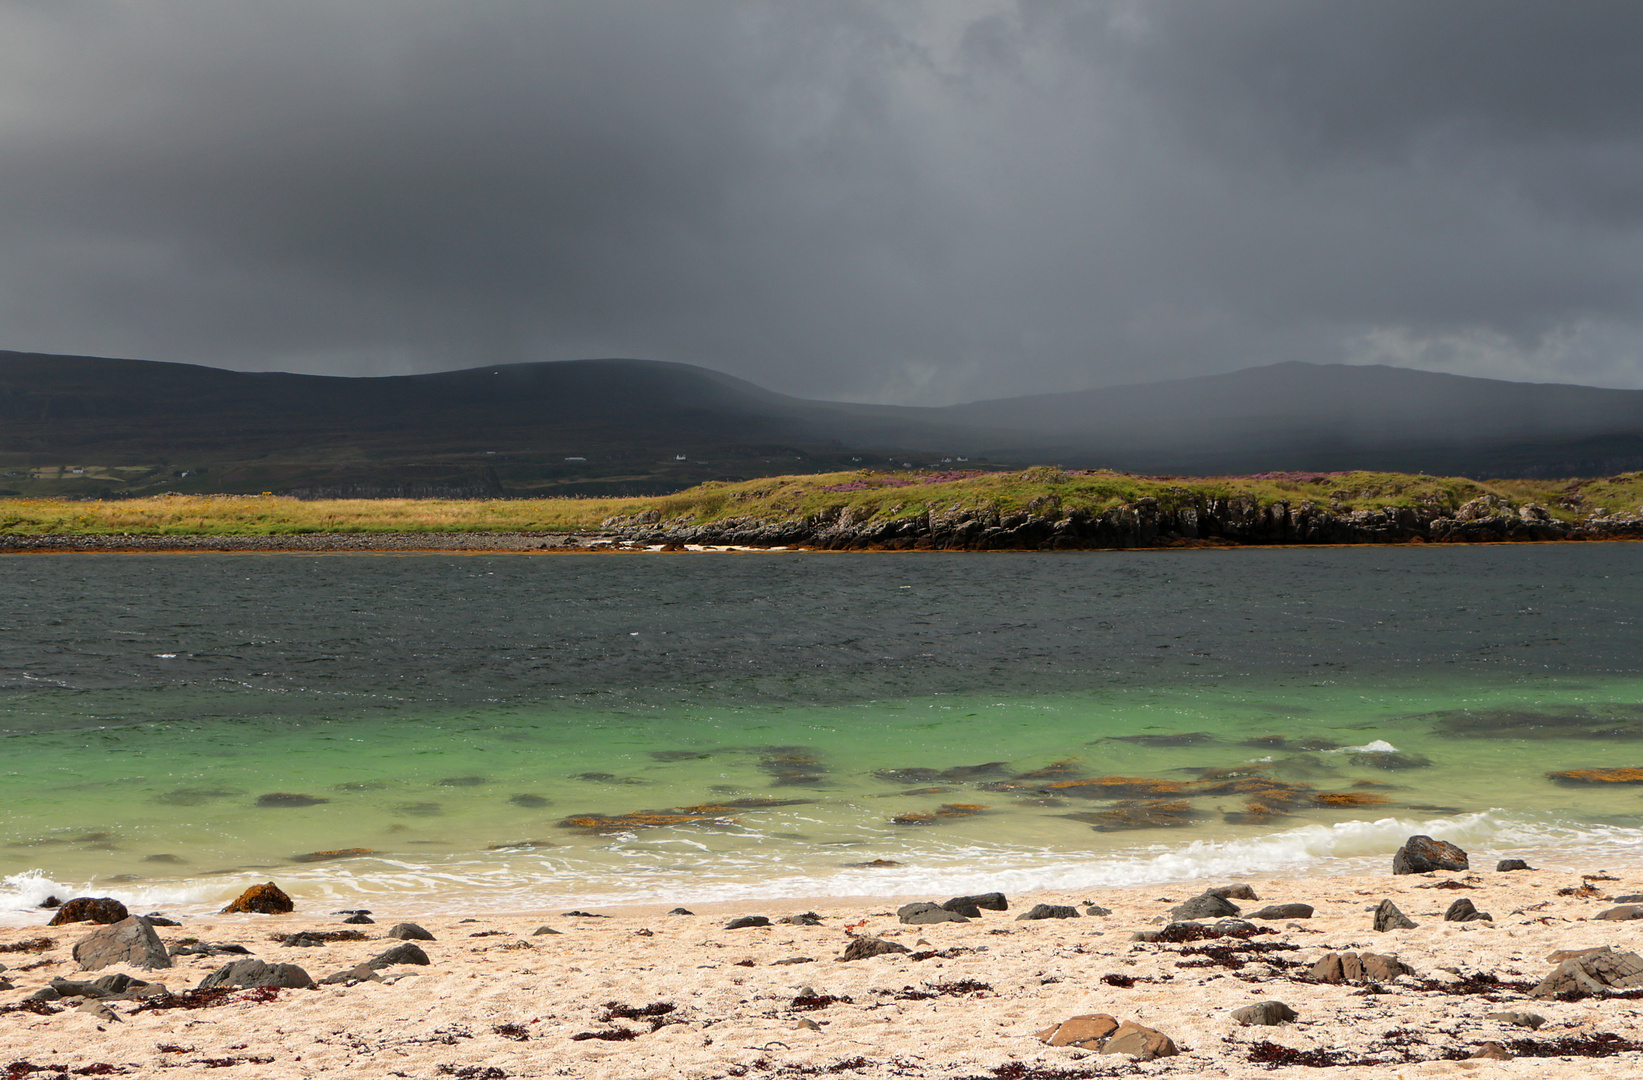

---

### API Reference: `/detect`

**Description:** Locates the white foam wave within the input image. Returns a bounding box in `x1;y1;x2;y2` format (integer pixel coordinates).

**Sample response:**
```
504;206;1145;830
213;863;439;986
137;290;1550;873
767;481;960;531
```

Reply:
1328;739;1398;754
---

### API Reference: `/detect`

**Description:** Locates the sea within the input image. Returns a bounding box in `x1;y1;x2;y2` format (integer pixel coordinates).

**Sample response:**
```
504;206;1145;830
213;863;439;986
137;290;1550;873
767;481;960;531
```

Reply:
2;544;1641;920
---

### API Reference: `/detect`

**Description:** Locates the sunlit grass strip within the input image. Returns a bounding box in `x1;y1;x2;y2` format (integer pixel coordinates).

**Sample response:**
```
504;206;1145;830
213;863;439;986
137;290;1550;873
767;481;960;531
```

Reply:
0;468;1638;536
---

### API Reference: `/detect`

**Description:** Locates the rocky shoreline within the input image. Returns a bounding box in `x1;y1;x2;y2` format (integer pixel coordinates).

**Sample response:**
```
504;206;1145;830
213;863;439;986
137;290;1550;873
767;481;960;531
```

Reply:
5;493;1643;554
9;839;1643;1077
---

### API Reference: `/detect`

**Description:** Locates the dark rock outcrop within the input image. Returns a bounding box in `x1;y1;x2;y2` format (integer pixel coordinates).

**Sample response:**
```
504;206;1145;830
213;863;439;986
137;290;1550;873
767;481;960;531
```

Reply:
840;937;911;961
47;897;129;927
365;942;431;969
387;922;436;941
1531;950;1643;997
1247;903;1313;920
1373;899;1418;931
1034;1014;1179;1060
221;882;294;914
1593;905;1643;921
1231;1001;1297;1026
1169;893;1240;921
725;916;771;929
198;958;315;990
897;902;968;925
1496;859;1534;872
945;892;1008;913
1309;951;1414;984
1209;884;1259;901
72;917;172;971
1445;898;1492;923
1015;904;1081;921
1392;835;1469;875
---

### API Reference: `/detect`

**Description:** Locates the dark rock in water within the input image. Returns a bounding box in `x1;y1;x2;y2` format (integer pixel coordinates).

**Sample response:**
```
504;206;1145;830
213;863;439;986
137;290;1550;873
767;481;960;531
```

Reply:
1016;904;1080;921
1084;904;1112;917
939;762;1011;780
143;854;186;865
1081;799;1205;831
1373;899;1418;930
393;802;444;817
40;895;61;908
1531;950;1643;997
945;892;1008;912
1210;884;1259;901
1428;705;1643;742
1496;859;1534;872
667;907;694;916
1392;835;1468;875
1487;1011;1546;1029
1547;767;1643;785
1231;1001;1296;1026
342;913;374;925
1594;905;1643;921
319;964;382;985
1349;751;1432;770
897;902;968;925
509;794;551;807
840;937;911;961
532;926;562;935
290;848;374;863
1170;893;1240;921
221;882;294;914
72;917;172;971
365;942;431;969
387;923;435;941
1445;898;1492;922
256;792;329;808
144;913;180;927
154;787;242;806
1107;732;1214;747
198;958;315;990
875;767;943;784
48;897;129;926
333;909;372;915
725;916;771;929
1247;903;1314;920
437;775;488;787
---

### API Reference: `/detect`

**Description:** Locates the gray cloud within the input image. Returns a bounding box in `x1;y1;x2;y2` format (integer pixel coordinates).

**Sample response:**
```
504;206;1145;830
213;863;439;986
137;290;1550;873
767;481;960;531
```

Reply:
2;0;1641;402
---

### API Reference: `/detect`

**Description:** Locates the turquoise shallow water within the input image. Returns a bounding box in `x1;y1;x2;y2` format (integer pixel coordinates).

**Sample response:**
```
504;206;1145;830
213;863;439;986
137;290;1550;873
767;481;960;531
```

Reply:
2;546;1641;915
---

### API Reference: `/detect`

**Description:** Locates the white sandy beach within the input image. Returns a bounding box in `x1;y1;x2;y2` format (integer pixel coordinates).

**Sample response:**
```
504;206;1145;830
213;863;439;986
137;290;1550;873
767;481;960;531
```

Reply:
8;859;1643;1078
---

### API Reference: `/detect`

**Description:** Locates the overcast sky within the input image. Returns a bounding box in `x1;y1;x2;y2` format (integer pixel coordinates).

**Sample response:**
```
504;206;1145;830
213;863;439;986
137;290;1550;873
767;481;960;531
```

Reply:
3;1;1641;404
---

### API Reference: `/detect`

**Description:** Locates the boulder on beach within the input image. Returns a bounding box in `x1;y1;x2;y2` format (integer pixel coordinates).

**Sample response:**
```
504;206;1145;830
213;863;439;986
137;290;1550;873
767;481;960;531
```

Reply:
725;916;771;929
1015;903;1080;921
387;922;436;940
1247;903;1313;920
1392;835;1468;875
1231;1001;1296;1026
1034;1014;1179;1060
840;937;911;961
1373;899;1418;931
198;958;315;990
72;917;171;972
365;942;431;969
1496;858;1534;872
1169;892;1239;921
221;882;294;915
944;892;1008;913
1209;884;1259;901
1445;898;1493;923
47;897;129;927
1531;950;1643;997
897;902;968;925
1309;951;1413;984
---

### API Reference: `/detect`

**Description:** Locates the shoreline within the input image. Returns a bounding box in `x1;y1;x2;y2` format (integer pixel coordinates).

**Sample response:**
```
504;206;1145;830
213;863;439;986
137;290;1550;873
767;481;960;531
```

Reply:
3;530;1642;554
10;859;1643;1077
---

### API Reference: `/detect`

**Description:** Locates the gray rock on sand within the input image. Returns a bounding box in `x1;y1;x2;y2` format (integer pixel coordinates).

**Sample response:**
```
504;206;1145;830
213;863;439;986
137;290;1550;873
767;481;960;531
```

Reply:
364;942;431;969
1471;1042;1512;1060
1613;894;1643;904
532;925;562;935
1487;1011;1546;1029
48;974;165;1000
1210;884;1259;901
387;922;435;940
1373;899;1418;931
1015;903;1080;921
319;964;383;985
897;902;968;925
840;937;911;961
1594;905;1643;921
1496;859;1534;872
77;1002;121;1022
1246;903;1313;920
1169;893;1239;921
1231;1001;1297;1026
198;958;316;990
1084;904;1112;916
72;916;172;971
1445;898;1493;923
726;916;771;929
1392;835;1468;875
1531;950;1643;997
944;892;1008;913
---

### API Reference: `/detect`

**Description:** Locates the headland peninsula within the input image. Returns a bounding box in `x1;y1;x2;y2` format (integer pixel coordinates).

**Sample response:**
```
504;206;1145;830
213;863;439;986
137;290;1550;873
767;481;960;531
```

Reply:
2;467;1641;553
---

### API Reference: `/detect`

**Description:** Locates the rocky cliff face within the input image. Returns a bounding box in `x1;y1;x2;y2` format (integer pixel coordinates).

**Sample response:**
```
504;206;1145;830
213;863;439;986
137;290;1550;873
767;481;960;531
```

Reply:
605;494;1643;550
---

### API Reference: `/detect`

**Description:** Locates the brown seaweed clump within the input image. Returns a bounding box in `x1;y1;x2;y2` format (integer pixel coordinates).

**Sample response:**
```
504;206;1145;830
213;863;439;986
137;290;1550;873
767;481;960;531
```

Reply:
1547;768;1643;786
1043;776;1189;799
890;803;988;826
222;882;294;915
1068;800;1204;831
289;848;374;863
1313;791;1392;807
556;807;741;833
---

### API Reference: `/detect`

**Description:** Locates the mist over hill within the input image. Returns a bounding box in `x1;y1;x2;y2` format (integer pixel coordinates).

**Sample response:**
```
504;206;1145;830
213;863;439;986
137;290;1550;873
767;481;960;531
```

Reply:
2;350;1639;497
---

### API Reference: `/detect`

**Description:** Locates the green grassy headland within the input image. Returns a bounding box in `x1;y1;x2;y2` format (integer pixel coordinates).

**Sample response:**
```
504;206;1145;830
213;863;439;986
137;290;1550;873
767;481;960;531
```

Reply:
2;468;1640;537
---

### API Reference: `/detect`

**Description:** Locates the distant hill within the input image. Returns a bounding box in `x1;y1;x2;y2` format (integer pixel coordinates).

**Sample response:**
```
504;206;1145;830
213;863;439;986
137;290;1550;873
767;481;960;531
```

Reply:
1;350;1640;497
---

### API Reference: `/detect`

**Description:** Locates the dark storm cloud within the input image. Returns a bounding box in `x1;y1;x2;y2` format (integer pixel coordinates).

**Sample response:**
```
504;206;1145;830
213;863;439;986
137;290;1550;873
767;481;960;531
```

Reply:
1;1;1641;402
